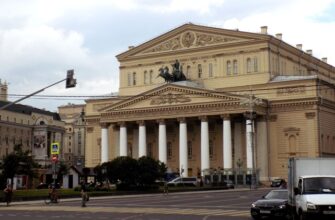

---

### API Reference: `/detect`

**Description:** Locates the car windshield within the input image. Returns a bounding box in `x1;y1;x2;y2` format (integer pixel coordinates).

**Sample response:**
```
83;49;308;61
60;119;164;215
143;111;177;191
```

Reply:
264;190;287;200
303;177;335;194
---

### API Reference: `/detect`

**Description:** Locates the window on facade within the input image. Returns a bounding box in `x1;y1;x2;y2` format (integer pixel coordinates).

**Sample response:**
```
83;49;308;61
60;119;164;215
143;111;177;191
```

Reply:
149;70;153;84
127;73;131;86
128;142;133;157
208;63;213;77
147;143;152;157
69;142;71;146
247;58;252;73
144;71;148;84
187;65;191;78
233;60;238;75
226;61;231;75
253;57;258;72
187;141;192;159
167;142;172;160
198;64;202;78
289;135;297;155
132;72;137;85
69;148;72;153
209;140;214;159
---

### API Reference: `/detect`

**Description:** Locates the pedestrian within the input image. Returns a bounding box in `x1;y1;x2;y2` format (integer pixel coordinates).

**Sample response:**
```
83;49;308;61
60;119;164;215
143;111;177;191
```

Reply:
80;181;88;207
279;180;287;189
163;181;169;196
3;184;13;206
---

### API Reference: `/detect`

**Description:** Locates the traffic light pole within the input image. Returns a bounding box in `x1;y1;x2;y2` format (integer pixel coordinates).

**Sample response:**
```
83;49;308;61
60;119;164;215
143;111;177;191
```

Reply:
0;70;76;111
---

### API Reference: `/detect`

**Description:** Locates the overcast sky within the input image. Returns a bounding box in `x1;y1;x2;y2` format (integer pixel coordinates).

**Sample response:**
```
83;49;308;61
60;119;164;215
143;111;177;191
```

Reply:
1;0;335;112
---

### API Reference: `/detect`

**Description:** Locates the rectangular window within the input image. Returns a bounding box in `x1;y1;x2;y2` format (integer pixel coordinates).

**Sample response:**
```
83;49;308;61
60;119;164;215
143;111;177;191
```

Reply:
167;142;172;160
209;63;213;77
254;57;258;72
187;141;192;159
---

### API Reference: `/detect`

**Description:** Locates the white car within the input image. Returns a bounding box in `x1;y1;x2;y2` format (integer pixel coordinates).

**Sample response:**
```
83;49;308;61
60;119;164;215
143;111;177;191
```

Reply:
167;177;197;186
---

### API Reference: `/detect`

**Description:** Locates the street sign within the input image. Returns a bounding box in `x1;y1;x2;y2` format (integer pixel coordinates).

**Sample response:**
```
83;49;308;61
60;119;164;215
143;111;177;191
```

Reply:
50;142;60;155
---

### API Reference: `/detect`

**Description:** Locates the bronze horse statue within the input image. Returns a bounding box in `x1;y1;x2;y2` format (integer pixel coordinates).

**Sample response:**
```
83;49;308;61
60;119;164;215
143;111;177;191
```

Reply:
157;60;187;83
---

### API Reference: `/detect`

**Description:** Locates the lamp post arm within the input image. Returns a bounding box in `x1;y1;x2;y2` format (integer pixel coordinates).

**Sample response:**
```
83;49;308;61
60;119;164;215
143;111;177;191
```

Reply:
0;78;67;111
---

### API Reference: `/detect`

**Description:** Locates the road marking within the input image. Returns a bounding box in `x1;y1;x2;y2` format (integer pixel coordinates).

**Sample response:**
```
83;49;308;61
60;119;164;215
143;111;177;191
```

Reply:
1;206;250;217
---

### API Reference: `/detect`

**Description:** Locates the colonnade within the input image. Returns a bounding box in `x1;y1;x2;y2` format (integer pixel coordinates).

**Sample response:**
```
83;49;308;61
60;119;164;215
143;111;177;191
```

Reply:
100;115;265;178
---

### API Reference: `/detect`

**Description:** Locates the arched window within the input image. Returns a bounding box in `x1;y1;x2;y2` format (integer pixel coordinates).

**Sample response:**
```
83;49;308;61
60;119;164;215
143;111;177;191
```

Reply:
186;65;191;78
149;70;153;84
233;60;238;75
253;57;258;72
226;61;231;75
247;58;252;73
132;72;137;85
144;70;148;84
208;63;213;77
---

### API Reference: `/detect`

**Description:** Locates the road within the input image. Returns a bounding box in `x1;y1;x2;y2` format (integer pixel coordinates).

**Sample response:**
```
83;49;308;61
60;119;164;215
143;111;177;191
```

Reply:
0;188;272;220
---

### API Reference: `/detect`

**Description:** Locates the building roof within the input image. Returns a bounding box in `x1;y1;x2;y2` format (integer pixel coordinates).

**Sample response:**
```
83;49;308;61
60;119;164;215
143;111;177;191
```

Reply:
270;75;317;82
0;100;61;120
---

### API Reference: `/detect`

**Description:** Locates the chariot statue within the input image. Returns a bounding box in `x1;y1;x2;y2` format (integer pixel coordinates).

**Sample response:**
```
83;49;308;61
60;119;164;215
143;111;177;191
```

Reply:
157;59;187;83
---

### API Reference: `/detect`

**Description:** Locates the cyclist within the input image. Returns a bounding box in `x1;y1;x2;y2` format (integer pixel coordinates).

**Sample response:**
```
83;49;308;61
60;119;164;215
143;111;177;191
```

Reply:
48;184;58;203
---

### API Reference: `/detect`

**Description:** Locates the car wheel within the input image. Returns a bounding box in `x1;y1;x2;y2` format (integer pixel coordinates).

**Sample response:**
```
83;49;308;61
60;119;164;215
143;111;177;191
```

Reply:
251;215;260;220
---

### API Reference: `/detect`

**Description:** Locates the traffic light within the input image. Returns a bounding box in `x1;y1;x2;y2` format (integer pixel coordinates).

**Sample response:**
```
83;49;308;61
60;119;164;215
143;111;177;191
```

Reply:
66;69;77;88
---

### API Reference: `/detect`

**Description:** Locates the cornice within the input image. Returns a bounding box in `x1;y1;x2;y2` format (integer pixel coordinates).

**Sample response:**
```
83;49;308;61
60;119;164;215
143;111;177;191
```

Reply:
269;100;318;113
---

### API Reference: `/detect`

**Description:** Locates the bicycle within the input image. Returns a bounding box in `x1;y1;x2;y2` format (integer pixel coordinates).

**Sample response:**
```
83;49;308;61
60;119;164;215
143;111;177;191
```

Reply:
45;191;60;204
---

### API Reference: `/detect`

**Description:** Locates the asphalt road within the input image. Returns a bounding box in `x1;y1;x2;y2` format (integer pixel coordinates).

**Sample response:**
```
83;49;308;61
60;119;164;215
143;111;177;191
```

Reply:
0;188;273;220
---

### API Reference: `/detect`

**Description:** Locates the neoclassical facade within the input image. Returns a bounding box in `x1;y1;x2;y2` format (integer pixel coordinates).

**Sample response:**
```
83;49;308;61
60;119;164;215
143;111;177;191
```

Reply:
85;24;335;182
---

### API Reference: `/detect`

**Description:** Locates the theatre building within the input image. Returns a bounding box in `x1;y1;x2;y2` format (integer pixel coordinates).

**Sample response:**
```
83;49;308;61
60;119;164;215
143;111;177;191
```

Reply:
85;23;335;183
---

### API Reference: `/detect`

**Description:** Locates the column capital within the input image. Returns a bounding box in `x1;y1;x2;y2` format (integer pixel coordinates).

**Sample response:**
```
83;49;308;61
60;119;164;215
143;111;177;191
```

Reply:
118;121;127;127
198;116;208;122
220;114;231;120
243;111;257;120
177;117;186;123
136;120;146;126
100;122;111;128
156;119;165;125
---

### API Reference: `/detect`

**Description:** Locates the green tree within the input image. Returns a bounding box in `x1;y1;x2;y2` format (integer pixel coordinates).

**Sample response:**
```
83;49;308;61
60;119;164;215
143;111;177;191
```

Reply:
1;144;38;188
106;156;139;187
137;156;166;187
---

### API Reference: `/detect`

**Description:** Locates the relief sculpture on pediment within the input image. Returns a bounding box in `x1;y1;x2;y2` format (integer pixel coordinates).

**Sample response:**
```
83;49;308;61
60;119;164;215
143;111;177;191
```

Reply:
142;31;240;54
150;93;191;105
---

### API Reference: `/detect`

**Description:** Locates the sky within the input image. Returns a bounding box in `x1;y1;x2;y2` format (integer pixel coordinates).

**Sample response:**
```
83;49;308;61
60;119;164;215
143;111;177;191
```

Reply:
1;0;335;112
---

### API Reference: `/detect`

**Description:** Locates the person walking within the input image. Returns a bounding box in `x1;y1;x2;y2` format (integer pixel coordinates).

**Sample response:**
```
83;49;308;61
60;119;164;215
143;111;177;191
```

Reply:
3;184;13;206
163;181;169;196
80;181;88;207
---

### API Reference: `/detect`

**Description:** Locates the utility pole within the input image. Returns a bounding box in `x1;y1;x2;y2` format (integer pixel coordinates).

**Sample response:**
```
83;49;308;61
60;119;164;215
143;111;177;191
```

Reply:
0;70;76;110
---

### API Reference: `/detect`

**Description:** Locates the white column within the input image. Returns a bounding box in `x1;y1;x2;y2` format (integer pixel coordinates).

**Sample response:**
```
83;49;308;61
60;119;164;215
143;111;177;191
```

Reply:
223;116;233;170
158;120;167;164
179;119;188;177
138;122;146;157
120;123;127;156
200;118;209;176
101;123;109;163
246;119;253;171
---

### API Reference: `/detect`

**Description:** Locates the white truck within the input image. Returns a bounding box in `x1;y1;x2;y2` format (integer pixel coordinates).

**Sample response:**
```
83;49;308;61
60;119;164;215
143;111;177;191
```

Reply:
288;158;335;219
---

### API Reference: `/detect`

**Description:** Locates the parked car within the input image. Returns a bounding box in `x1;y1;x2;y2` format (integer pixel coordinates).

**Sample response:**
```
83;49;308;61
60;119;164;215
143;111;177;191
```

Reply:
271;178;285;187
223;180;235;189
250;189;289;219
167;177;197;186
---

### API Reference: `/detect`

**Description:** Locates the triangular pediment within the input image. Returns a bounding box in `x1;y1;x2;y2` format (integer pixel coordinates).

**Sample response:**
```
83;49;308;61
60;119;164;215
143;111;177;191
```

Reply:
100;83;242;113
117;23;269;60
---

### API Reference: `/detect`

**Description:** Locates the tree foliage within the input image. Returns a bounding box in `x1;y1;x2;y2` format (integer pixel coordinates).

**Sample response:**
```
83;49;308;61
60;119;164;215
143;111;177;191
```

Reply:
1;144;38;188
95;156;167;190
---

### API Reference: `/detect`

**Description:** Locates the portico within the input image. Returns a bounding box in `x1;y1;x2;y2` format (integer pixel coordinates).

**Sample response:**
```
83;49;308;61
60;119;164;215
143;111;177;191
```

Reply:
98;83;268;181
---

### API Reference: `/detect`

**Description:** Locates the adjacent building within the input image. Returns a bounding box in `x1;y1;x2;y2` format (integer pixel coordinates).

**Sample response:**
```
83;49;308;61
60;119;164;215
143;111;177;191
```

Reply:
84;23;335;183
0;80;65;188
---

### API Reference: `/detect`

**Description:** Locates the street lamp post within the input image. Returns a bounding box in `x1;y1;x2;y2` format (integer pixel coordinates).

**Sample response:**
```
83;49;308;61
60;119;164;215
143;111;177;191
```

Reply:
241;93;264;189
